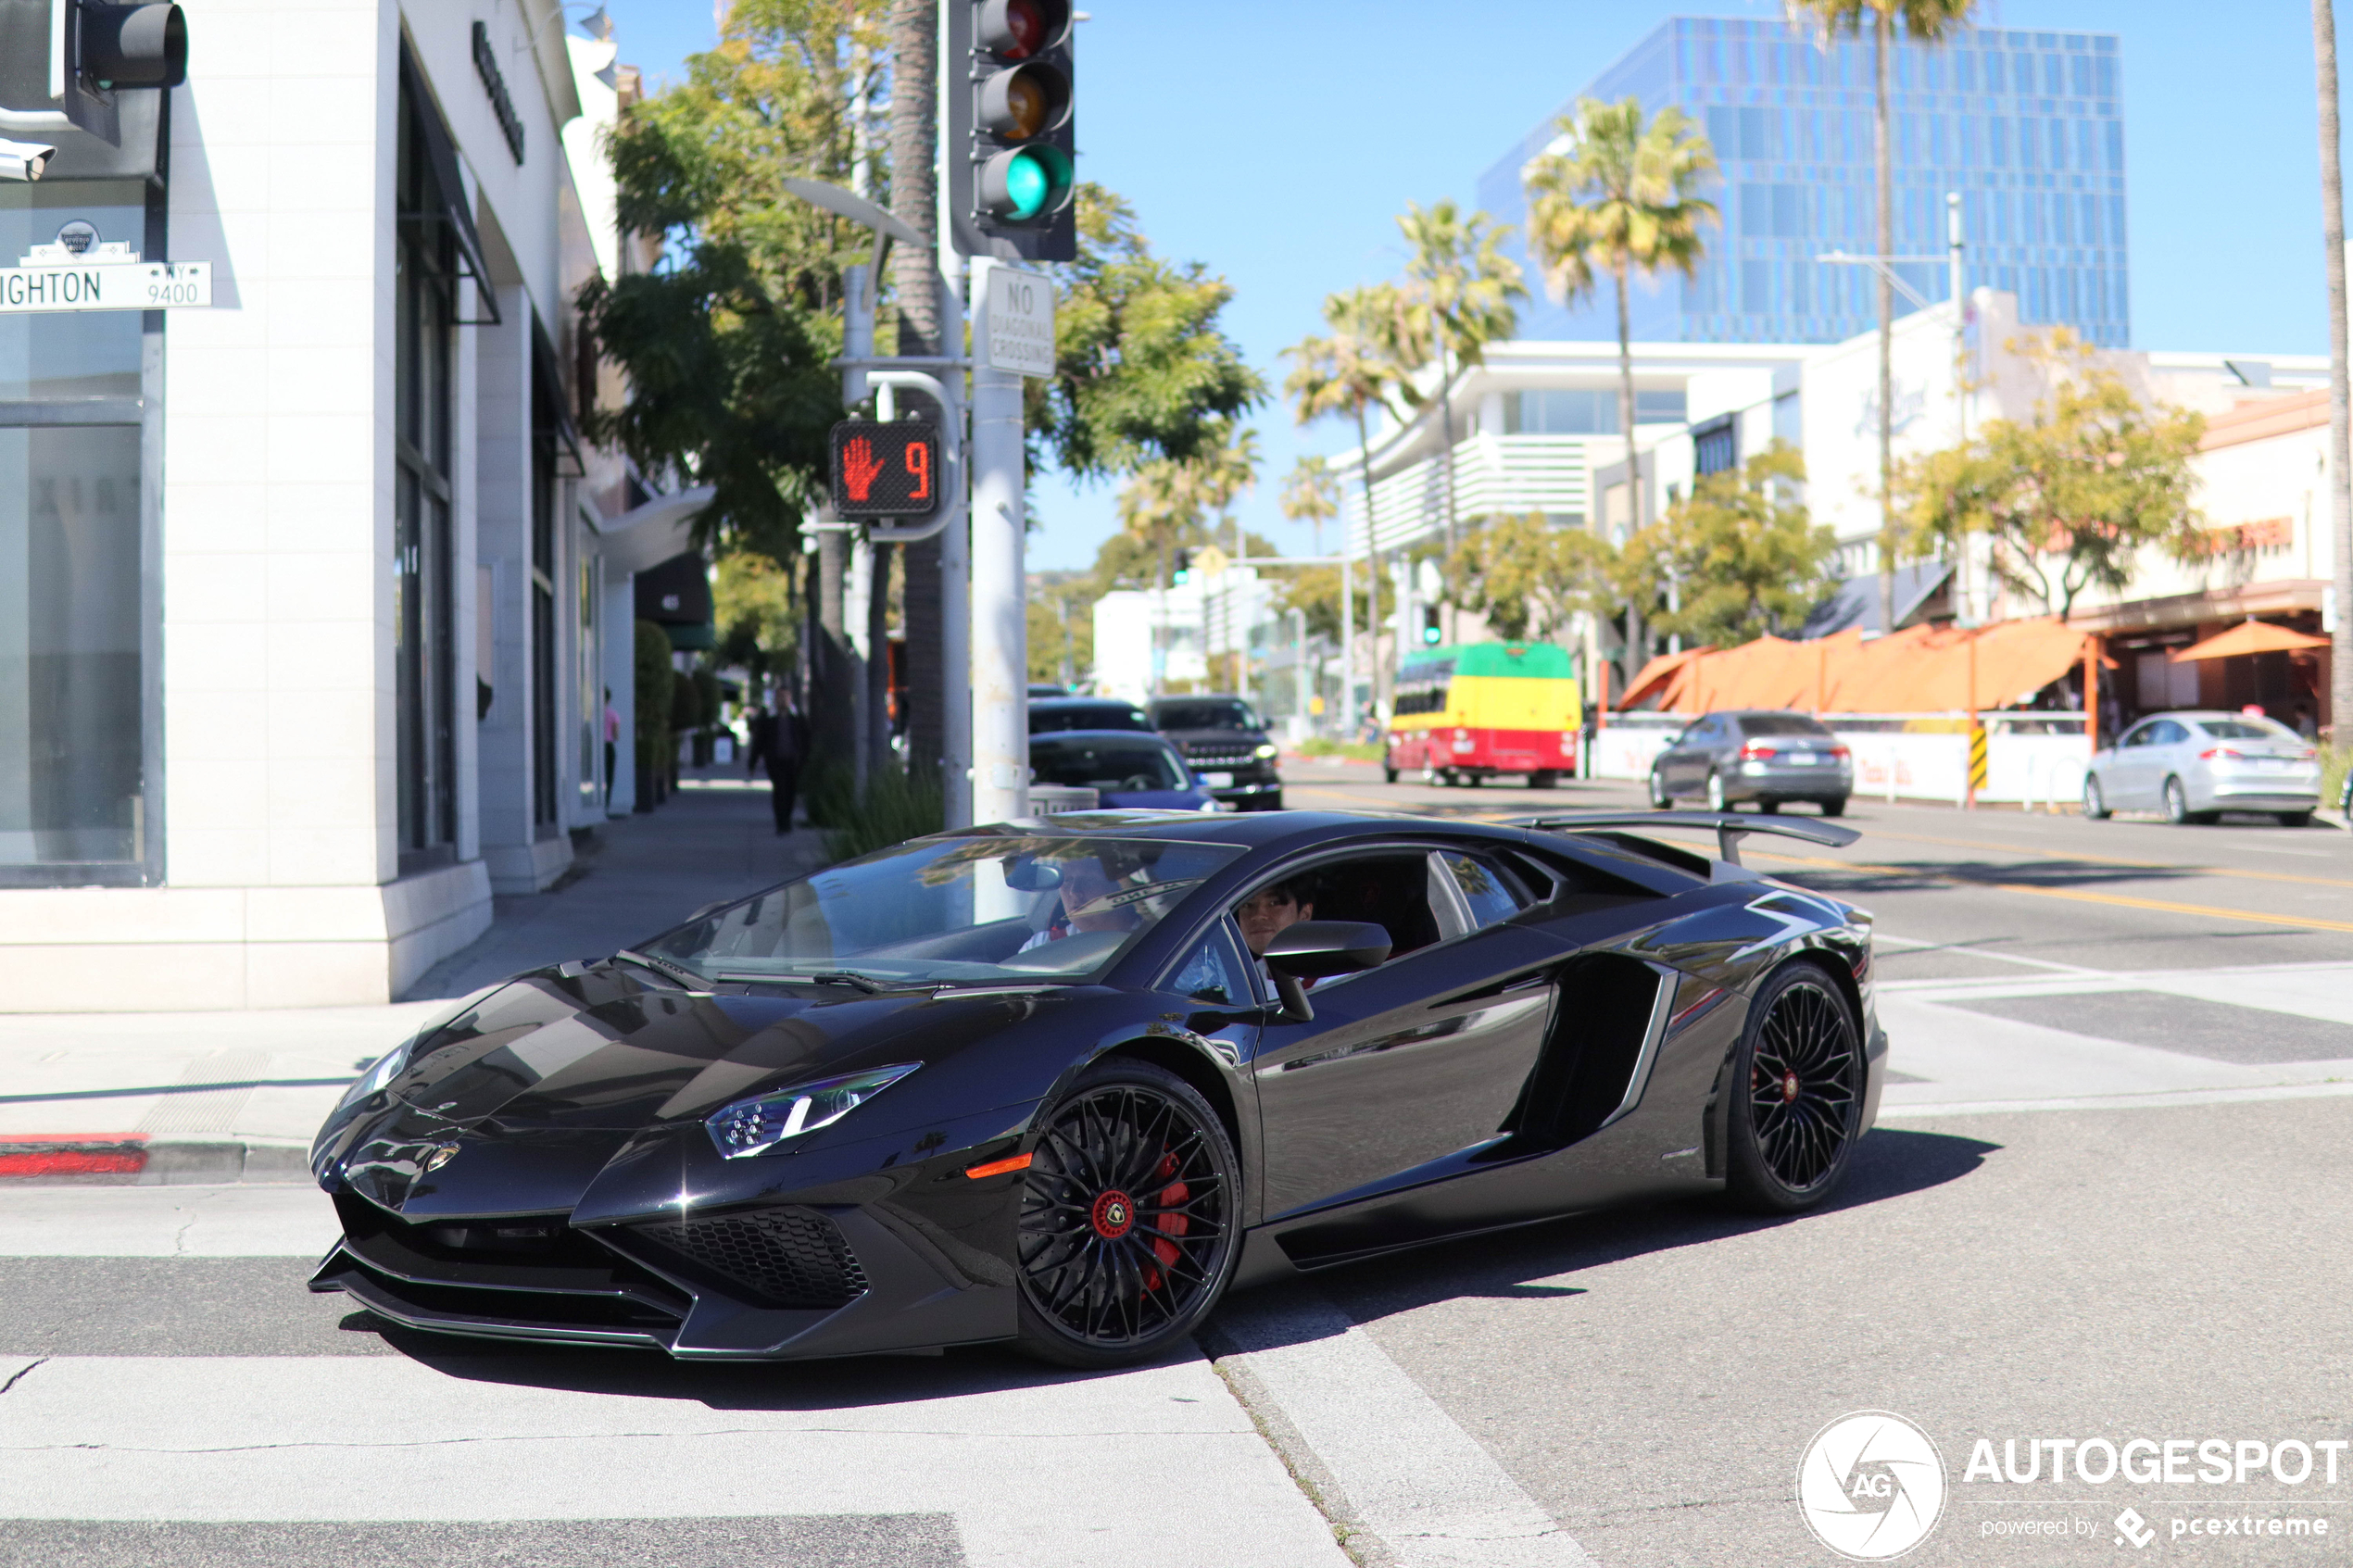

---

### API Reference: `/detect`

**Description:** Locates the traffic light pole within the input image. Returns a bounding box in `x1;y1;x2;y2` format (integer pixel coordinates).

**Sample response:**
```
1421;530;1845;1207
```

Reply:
967;255;1028;827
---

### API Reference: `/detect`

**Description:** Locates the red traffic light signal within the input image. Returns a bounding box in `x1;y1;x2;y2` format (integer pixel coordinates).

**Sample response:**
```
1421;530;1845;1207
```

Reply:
830;420;941;520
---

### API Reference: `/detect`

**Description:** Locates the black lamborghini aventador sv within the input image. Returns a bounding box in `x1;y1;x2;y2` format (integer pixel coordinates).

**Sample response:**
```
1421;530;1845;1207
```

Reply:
310;809;1885;1369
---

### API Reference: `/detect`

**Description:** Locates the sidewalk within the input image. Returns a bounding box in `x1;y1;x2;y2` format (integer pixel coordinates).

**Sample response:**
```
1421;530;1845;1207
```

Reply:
0;776;825;1182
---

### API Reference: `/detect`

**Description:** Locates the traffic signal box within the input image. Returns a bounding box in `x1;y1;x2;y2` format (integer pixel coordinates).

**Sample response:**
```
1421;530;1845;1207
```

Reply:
830;421;942;520
947;0;1076;263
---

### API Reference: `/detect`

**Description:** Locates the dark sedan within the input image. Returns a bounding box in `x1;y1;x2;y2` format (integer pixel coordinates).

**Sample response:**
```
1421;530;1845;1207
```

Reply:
1149;695;1283;810
1649;710;1853;815
310;809;1884;1370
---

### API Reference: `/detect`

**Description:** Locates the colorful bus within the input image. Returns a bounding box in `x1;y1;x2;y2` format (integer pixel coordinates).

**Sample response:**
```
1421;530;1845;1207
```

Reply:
1386;642;1583;787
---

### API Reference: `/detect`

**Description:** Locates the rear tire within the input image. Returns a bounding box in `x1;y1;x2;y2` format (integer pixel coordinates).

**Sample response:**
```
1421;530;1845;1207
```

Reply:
1724;961;1864;1215
2279;811;2312;828
2082;775;2109;820
1013;1060;1241;1370
1529;771;1557;790
1759;798;1781;814
1820;797;1847;818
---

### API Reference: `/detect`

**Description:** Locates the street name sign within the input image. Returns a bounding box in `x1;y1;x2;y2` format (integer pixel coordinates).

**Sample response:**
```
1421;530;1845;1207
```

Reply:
829;420;942;519
984;264;1055;378
0;261;212;313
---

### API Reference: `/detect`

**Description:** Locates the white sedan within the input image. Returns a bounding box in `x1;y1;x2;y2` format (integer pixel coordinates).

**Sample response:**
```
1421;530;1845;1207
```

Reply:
2082;710;2322;826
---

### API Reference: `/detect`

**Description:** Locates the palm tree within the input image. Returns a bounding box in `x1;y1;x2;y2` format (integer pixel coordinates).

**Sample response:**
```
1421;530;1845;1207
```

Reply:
1786;0;1976;633
1523;96;1717;543
1116;424;1259;695
1396;200;1528;559
1280;456;1340;557
2316;0;2353;747
1285;284;1418;722
1523;96;1716;682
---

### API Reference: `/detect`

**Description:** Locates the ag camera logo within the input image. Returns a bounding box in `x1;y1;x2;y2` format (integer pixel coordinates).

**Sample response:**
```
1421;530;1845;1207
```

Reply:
1798;1411;1947;1560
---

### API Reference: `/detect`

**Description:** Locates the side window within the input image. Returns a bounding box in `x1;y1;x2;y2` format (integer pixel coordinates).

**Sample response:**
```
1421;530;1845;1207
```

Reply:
1440;851;1531;930
1168;919;1251;1005
2120;723;2152;748
2154;721;2190;745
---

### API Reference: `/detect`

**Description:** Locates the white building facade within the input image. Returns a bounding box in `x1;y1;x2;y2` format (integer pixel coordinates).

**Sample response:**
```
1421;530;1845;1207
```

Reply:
0;0;695;1010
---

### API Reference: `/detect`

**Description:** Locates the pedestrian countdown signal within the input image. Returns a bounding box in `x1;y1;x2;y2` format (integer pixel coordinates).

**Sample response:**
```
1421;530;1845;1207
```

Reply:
829;420;940;520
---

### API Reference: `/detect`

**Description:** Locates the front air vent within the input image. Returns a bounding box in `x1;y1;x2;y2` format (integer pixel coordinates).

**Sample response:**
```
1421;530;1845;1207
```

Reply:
629;1207;869;1311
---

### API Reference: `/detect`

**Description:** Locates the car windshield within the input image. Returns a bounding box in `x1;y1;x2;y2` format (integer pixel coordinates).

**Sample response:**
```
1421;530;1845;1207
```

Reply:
2196;718;2296;741
1030;703;1152;733
1032;737;1189;792
1739;713;1833;737
641;834;1244;986
1152;699;1261;732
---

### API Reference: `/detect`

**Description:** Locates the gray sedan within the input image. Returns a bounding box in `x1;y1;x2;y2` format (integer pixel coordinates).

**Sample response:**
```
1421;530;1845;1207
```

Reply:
2082;710;2322;826
1647;709;1854;815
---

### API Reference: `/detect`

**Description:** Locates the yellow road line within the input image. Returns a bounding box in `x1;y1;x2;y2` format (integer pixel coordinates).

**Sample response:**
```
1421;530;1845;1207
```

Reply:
1856;824;2353;892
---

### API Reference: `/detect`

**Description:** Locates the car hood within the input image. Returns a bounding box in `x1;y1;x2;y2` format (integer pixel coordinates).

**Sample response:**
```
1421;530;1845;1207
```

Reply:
383;966;1026;1133
1100;787;1213;810
1161;729;1268;748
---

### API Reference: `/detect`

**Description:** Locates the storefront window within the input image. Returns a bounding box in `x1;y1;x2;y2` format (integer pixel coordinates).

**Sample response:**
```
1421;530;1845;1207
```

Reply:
1;181;155;884
396;68;459;865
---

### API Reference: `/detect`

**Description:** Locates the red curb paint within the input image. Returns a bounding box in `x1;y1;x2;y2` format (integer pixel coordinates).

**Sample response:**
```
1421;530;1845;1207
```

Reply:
0;1137;149;1177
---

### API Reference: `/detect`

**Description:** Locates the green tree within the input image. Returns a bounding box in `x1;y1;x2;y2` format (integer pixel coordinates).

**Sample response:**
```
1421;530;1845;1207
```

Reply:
1895;332;2208;622
1786;0;1977;633
1622;444;1835;647
1395;200;1526;554
712;548;801;689
1445;515;1620;644
1523;96;1718;548
1026;186;1265;481
1027;571;1095;687
581;0;886;563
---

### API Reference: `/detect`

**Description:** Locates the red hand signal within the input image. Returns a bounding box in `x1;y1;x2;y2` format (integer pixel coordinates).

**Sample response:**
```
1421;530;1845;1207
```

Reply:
841;436;884;502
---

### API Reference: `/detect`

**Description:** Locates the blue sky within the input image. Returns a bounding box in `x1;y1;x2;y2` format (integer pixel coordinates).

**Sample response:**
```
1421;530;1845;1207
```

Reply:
597;0;2344;571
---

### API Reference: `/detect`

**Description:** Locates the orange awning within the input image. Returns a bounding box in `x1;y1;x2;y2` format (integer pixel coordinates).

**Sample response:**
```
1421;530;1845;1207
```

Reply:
2169;621;2331;662
1619;619;2095;714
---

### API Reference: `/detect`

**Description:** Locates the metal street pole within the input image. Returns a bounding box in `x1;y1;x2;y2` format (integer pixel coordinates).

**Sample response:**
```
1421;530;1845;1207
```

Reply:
1948;191;1972;630
967;254;1028;826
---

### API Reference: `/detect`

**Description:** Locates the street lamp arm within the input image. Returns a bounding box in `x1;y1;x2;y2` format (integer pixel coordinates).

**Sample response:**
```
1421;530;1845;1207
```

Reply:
1816;251;1939;312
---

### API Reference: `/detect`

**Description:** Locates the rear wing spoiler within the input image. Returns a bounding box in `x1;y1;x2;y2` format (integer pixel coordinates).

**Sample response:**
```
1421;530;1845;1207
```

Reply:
1510;811;1859;868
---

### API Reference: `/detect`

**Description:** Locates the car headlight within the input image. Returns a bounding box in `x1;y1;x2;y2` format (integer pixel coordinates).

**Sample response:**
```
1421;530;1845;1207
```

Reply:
1254;743;1278;759
704;1063;922;1159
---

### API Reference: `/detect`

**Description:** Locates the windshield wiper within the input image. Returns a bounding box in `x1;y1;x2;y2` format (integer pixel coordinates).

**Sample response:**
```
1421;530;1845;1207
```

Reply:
717;970;918;993
613;947;709;989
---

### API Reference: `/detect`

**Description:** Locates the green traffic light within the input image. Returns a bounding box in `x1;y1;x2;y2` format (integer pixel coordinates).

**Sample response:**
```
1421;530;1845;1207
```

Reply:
1005;152;1050;219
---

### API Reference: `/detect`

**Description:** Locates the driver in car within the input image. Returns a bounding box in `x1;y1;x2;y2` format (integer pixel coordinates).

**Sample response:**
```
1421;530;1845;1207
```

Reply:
1019;859;1142;952
1235;876;1326;991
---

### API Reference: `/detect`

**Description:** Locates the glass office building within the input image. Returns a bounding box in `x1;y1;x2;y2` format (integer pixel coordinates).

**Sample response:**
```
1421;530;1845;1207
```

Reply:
1477;18;2128;346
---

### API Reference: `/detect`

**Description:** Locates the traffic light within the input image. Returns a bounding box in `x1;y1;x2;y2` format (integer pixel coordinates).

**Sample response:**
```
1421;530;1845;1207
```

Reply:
1421;607;1441;646
74;2;188;89
1172;549;1192;585
947;0;1076;262
829;420;942;520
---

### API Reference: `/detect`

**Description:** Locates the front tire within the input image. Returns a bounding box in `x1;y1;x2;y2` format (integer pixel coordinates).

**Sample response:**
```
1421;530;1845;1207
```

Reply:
1648;770;1672;809
2162;775;2192;825
1705;771;1729;812
1820;797;1847;819
1014;1060;1240;1369
2082;775;2109;820
1724;961;1864;1214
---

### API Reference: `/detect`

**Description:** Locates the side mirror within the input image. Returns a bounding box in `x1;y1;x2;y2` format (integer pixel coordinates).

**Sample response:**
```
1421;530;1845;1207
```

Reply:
1261;921;1390;1022
1263;921;1391;978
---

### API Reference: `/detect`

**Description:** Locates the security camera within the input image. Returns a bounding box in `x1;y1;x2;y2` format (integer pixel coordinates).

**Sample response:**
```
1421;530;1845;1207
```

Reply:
0;138;57;182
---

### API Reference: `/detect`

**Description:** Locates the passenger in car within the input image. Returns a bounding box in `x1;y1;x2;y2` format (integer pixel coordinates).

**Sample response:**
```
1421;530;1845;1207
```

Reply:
1236;876;1315;957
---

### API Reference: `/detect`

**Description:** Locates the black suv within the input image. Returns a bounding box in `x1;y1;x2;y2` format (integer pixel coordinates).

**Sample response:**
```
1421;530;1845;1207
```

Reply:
1148;696;1282;810
1027;696;1155;734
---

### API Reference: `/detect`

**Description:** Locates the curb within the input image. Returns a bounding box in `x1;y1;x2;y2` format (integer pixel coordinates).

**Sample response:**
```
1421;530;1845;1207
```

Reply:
0;1135;314;1185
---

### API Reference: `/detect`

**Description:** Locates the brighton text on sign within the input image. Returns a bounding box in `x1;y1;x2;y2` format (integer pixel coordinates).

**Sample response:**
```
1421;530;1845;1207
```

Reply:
0;262;212;313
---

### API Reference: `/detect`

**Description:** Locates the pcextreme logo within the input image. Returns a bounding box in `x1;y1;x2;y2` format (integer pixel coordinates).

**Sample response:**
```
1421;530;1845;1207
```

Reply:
1798;1411;1948;1561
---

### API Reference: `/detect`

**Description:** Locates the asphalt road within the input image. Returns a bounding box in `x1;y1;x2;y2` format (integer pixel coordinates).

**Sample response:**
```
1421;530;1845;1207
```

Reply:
6;771;2349;1566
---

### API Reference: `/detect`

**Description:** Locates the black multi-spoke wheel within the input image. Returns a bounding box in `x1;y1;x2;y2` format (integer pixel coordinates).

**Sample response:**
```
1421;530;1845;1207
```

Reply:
1013;1060;1239;1368
1725;961;1863;1213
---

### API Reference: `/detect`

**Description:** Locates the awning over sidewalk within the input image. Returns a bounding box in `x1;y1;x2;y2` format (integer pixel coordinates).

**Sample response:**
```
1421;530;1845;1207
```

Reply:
1619;620;2097;714
2168;620;2331;662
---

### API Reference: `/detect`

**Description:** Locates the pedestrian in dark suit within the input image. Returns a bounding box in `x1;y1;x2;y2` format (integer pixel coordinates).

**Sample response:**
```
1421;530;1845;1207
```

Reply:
747;697;810;834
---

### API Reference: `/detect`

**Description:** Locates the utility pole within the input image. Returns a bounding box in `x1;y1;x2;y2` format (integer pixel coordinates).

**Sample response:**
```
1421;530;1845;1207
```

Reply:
968;255;1031;825
1948;191;1971;631
2316;0;2353;747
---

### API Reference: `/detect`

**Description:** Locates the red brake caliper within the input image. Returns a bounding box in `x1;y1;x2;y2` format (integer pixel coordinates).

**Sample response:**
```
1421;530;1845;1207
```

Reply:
1142;1148;1189;1291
